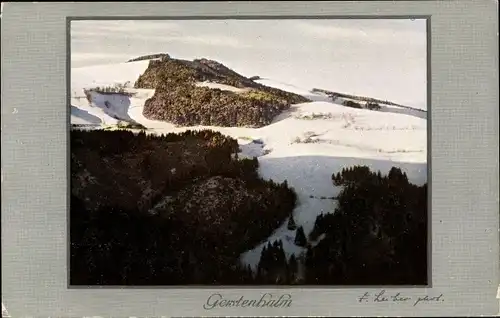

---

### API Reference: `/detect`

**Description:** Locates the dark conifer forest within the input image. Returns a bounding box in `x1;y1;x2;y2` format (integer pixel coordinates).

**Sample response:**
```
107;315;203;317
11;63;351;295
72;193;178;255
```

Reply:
70;129;427;285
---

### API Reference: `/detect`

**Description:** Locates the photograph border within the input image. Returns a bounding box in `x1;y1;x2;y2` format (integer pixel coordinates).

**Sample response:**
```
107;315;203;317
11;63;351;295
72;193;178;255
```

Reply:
66;15;432;290
2;1;498;317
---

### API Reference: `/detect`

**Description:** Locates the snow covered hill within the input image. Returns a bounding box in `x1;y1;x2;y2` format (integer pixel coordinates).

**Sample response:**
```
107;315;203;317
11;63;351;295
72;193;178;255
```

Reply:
71;57;427;269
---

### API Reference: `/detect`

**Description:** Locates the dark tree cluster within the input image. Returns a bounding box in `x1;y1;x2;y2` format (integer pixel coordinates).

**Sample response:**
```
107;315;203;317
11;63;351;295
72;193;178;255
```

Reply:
332;165;386;187
132;57;309;128
70;129;297;285
256;240;288;284
251;240;303;285
294;226;307;247
306;166;428;285
365;101;381;110
308;213;338;242
71;128;239;158
342;100;363;109
153;175;297;260
70;193;266;285
287;215;297;230
72;194;303;286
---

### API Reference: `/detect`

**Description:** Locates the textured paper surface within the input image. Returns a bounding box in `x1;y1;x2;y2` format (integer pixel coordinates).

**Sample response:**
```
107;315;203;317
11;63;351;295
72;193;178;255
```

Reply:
1;1;499;317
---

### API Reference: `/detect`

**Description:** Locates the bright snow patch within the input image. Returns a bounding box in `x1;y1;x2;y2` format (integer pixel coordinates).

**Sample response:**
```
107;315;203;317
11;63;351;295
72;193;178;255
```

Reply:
195;81;250;93
255;78;332;102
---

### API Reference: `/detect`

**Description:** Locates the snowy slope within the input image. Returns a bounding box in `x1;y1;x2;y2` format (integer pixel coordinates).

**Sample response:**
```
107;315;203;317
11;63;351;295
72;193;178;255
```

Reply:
71;20;428;109
71;59;427;270
196;81;251;93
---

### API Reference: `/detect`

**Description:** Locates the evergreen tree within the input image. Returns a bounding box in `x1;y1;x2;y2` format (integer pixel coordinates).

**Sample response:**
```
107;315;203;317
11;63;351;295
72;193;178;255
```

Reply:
288;254;298;282
294;226;307;247
282;179;288;188
257;245;267;274
247;264;254;281
275;241;286;267
304;247;315;283
287;215;297;230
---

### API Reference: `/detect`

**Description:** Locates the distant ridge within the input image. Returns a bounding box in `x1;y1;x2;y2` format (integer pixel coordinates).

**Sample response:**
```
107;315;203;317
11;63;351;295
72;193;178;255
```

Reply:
127;53;171;62
311;88;426;113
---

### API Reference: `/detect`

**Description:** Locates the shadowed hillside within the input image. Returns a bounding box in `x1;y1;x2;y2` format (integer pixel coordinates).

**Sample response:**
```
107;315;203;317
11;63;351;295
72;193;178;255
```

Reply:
70;129;297;285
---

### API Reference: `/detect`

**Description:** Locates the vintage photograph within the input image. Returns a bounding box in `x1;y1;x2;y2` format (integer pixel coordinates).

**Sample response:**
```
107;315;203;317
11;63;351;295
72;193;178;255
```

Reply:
69;19;428;286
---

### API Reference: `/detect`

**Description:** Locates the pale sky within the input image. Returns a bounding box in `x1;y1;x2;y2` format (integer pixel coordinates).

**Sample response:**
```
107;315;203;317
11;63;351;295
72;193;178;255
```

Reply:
71;19;427;109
